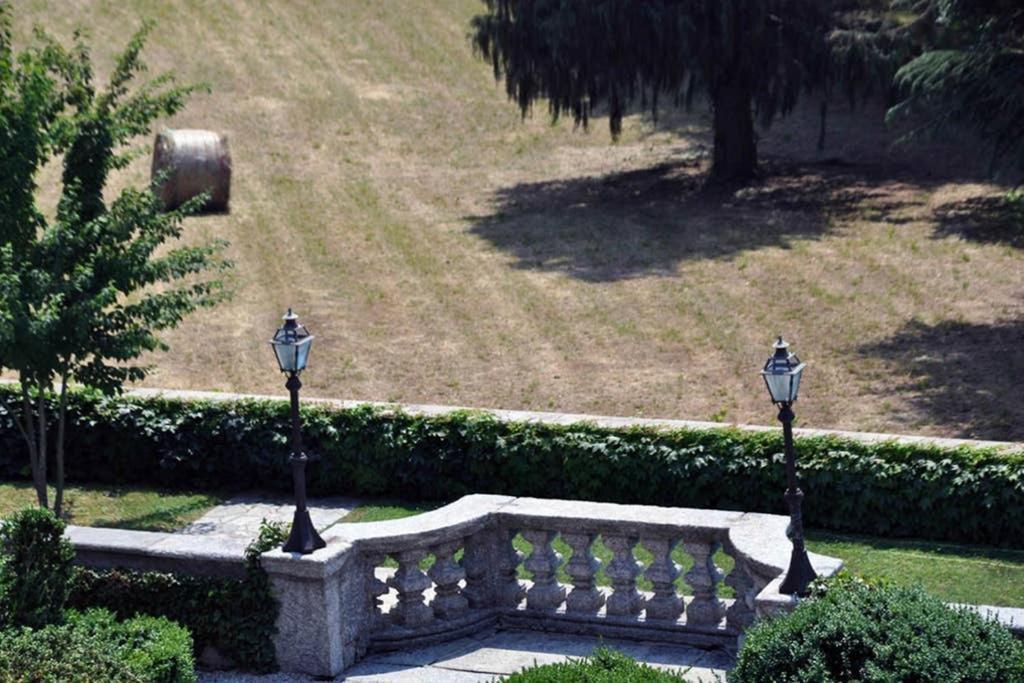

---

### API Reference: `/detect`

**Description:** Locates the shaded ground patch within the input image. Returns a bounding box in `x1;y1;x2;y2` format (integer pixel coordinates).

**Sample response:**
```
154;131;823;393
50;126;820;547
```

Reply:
932;193;1024;247
469;159;939;282
859;319;1024;440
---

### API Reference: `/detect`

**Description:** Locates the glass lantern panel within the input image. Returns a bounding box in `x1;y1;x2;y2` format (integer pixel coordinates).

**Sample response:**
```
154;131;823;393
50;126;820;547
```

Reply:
790;368;803;402
274;343;298;372
764;373;793;404
295;338;312;371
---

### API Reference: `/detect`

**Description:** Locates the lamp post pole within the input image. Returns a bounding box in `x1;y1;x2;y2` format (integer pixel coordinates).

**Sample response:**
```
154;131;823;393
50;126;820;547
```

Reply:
282;370;325;554
778;401;816;596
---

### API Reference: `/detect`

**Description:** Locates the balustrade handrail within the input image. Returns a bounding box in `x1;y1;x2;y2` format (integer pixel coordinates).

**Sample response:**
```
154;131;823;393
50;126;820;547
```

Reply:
290;495;810;580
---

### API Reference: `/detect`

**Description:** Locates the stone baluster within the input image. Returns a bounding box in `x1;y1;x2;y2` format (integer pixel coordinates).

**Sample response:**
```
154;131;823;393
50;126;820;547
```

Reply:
521;529;566;611
387;548;433;628
460;532;490;609
496;528;527;607
562;532;604;614
461;527;525;609
429;541;468;619
683;540;725;626
724;557;756;630
604;535;643;617
642;537;683;621
364;552;390;630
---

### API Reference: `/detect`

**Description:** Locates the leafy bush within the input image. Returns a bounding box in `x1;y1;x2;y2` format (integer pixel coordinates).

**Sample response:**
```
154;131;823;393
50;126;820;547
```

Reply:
502;648;687;682
731;580;1024;682
1;385;1022;546
0;507;75;628
69;520;287;672
0;608;195;683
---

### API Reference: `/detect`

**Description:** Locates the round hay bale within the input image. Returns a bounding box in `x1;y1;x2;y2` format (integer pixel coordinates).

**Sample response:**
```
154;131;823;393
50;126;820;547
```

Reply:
151;129;231;213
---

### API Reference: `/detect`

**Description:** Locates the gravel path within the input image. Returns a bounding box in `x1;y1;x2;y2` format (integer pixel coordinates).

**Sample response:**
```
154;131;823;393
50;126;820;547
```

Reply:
179;491;360;542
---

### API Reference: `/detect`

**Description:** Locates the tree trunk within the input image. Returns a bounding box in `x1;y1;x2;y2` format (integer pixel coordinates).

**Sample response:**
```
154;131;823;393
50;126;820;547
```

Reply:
54;372;69;518
36;387;48;510
710;82;758;183
18;382;46;508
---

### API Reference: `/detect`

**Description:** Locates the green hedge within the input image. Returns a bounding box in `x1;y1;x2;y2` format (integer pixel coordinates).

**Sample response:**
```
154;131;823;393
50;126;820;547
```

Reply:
68;520;287;673
732;577;1024;682
0;507;75;629
0;608;196;683
1;385;1022;547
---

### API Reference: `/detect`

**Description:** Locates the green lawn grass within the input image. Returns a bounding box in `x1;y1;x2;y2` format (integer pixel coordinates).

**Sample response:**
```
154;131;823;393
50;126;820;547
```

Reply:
0;482;225;532
342;502;1024;607
806;530;1024;608
11;2;1024;441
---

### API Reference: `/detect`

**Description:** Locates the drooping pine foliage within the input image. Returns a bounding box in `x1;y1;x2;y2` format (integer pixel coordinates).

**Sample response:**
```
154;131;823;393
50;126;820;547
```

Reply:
887;0;1024;175
471;0;833;182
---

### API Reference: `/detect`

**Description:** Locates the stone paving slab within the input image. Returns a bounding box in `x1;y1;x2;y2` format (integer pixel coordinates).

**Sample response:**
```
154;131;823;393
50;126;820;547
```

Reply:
198;630;732;682
180;492;359;541
957;604;1024;637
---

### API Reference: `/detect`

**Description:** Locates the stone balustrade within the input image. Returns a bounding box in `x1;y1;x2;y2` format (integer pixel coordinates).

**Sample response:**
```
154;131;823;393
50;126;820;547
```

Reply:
260;495;842;677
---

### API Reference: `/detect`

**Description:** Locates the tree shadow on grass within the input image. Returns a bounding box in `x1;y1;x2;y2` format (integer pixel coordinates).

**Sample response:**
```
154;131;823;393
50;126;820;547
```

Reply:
859;319;1024;441
932;194;1024;248
90;495;223;532
468;159;936;282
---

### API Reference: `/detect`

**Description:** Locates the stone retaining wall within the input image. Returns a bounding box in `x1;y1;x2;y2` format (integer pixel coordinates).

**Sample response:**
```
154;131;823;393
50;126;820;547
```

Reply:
67;525;249;579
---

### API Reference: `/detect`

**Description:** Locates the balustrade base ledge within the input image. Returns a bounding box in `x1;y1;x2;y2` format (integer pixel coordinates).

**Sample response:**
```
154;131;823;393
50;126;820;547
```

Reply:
754;555;845;620
499;606;739;650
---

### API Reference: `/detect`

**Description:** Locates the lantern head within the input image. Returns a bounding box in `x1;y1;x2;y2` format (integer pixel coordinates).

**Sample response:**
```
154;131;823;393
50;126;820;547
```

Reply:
761;336;805;405
270;309;314;374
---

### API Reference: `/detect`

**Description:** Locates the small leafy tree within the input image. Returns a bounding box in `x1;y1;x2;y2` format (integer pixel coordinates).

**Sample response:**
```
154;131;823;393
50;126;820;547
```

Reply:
0;10;230;515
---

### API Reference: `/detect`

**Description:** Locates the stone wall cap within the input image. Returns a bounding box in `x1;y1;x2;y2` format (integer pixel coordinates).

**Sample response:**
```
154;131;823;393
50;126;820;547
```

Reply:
66;525;248;577
497;497;747;535
324;494;515;550
67;525;174;553
261;539;355;579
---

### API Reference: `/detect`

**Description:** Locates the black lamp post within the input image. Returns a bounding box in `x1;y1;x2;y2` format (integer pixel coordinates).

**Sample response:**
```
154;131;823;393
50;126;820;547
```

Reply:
761;336;816;596
270;309;326;554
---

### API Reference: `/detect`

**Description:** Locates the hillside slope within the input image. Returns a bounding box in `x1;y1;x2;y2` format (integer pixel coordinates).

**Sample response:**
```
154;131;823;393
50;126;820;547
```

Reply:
12;1;1024;440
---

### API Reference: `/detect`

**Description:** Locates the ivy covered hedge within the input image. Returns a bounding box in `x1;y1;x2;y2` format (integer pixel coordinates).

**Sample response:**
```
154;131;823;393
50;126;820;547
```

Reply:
1;385;1022;547
68;521;287;672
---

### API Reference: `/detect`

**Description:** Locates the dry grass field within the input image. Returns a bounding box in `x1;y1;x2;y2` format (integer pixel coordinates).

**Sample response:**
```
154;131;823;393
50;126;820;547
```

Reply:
12;1;1024;440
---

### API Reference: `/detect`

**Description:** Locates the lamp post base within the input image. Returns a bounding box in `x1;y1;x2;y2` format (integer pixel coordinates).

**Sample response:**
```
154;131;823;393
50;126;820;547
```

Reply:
283;507;326;554
778;545;817;596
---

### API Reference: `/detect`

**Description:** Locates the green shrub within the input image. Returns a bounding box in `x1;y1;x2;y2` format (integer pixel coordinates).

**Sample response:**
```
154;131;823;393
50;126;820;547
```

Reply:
502;648;687;682
69;520;287;672
1;385;1022;546
0;507;75;628
0;608;195;683
731;581;1024;682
